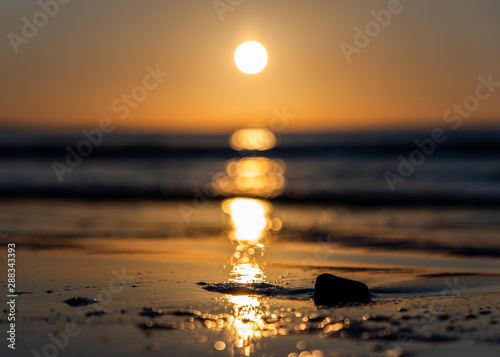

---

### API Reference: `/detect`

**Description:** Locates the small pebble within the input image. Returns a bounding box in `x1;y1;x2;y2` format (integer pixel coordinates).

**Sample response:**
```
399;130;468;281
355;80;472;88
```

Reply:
63;297;98;307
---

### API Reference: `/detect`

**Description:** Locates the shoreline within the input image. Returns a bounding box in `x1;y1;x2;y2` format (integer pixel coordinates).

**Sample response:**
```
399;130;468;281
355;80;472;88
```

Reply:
2;236;500;356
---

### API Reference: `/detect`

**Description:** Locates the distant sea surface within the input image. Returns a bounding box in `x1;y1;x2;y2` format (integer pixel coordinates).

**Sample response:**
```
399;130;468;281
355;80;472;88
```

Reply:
1;129;500;206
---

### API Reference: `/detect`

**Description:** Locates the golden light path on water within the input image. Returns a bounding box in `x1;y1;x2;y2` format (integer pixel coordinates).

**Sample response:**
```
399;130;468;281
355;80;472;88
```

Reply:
212;127;288;356
214;128;285;198
214;157;286;198
222;198;271;244
222;197;272;356
181;131;327;356
230;128;276;151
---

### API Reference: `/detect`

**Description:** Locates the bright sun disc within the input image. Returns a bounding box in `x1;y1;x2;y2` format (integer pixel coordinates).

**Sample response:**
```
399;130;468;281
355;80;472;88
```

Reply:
234;41;268;75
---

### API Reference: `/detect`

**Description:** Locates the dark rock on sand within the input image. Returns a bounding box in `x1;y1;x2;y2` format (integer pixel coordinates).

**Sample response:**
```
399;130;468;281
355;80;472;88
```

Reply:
314;273;371;306
63;297;98;307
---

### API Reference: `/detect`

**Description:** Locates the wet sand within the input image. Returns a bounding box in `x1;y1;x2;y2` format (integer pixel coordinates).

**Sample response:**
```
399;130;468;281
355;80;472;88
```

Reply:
2;237;500;356
1;200;500;356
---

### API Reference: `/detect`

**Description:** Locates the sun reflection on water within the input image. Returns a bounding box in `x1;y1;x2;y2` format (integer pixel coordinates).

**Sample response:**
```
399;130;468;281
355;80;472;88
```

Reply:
226;294;266;356
230;128;277;151
222;197;272;244
230;263;264;284
221;196;272;355
215;128;287;356
214;157;286;198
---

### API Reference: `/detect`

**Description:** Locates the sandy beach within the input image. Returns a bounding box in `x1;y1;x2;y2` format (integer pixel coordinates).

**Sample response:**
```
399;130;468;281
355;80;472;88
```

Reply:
2;199;500;357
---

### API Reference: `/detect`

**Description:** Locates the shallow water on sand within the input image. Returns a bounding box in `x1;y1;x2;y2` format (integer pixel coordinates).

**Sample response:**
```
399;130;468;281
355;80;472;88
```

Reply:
4;238;500;357
2;197;500;356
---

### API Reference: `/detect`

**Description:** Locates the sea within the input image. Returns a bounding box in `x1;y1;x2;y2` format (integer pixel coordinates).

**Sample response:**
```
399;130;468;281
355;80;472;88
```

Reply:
3;128;500;357
1;128;499;206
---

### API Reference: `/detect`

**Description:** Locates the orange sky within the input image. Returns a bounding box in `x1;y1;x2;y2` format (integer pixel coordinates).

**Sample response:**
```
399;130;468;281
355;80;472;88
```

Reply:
1;0;499;132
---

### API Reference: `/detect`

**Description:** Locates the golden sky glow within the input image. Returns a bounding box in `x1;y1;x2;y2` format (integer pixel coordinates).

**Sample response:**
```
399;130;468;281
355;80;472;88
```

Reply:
1;0;499;132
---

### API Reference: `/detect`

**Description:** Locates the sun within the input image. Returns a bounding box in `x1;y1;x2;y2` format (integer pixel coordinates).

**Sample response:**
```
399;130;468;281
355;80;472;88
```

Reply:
234;41;268;75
